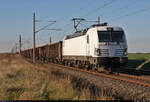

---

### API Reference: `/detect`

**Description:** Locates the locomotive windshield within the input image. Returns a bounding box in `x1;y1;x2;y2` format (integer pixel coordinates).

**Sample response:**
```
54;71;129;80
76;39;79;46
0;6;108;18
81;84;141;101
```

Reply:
98;31;124;42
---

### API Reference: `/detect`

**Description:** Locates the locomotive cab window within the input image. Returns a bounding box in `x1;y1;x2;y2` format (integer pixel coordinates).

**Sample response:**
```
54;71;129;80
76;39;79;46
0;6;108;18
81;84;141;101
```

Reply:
98;31;124;42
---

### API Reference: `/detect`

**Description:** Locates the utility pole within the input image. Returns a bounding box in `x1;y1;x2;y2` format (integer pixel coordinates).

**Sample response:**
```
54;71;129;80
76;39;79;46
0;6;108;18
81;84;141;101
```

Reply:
33;12;36;63
98;16;100;24
15;43;17;54
49;36;51;44
19;34;21;55
32;12;56;63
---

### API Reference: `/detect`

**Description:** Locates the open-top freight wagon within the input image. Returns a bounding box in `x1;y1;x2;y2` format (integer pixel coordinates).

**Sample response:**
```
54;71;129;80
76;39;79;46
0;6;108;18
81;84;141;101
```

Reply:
22;41;62;63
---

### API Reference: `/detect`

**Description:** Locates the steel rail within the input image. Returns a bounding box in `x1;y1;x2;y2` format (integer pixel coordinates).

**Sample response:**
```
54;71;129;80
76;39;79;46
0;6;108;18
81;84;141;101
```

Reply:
50;63;150;88
118;73;150;82
24;57;150;88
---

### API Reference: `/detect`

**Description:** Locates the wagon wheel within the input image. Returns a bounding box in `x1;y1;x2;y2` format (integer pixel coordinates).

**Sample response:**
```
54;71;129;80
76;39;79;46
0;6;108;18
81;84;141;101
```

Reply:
108;67;113;74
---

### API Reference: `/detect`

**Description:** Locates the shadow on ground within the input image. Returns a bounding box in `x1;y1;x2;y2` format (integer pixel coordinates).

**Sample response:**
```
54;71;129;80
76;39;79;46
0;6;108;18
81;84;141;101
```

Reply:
118;59;150;76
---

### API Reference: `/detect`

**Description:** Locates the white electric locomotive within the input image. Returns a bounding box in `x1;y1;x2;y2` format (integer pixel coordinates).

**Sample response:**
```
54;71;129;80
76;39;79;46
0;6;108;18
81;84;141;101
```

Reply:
62;23;128;72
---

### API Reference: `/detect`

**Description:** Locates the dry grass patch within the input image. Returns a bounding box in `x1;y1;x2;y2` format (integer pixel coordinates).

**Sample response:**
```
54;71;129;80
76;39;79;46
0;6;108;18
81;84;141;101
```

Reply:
0;54;81;100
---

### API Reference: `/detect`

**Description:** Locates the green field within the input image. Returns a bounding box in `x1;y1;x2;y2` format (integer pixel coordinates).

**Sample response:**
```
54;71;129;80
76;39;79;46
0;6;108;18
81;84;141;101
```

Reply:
128;53;150;70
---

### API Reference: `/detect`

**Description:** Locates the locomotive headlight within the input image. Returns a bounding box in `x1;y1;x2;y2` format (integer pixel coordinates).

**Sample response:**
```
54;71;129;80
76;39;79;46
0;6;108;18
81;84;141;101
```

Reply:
123;48;127;56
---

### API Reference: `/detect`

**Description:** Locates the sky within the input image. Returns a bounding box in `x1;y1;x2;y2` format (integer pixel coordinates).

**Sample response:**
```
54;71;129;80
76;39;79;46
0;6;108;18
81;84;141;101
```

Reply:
0;0;150;53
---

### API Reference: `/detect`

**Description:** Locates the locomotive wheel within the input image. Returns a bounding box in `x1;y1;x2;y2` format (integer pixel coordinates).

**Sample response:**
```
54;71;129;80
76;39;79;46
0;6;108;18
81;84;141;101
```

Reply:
103;67;113;74
64;61;68;66
108;67;113;74
97;66;106;73
114;72;119;75
69;63;73;67
105;71;110;75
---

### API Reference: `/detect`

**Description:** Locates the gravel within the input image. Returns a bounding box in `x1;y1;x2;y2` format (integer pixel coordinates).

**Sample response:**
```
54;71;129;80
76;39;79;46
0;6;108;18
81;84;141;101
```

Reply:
49;64;150;100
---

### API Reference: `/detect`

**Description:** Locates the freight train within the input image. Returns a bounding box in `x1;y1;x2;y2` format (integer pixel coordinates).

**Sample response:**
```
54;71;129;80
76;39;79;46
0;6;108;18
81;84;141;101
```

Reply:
22;22;128;73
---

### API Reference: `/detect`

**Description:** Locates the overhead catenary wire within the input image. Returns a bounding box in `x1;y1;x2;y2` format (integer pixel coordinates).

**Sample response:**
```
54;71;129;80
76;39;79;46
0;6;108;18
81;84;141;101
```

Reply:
79;0;99;11
53;0;108;34
60;0;118;33
35;21;56;34
113;0;140;12
81;0;118;18
101;0;141;20
64;0;147;31
108;6;150;22
56;0;101;23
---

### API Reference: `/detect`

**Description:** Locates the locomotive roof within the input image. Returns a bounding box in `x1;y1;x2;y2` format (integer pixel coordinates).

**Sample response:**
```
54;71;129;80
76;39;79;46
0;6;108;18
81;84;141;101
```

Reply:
64;21;124;40
64;30;87;40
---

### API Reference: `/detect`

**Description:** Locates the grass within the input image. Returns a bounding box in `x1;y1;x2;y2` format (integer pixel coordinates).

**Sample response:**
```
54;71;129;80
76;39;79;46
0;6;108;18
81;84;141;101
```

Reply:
0;53;79;100
0;53;115;100
128;53;150;70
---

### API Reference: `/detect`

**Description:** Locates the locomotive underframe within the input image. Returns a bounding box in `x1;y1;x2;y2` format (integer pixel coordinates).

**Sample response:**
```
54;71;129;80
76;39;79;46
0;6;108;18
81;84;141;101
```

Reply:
62;56;128;71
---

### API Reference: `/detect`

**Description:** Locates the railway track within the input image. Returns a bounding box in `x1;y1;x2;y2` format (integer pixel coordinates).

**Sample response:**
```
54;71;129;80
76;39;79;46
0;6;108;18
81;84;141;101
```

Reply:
118;67;150;75
25;57;150;88
48;63;150;88
23;57;150;99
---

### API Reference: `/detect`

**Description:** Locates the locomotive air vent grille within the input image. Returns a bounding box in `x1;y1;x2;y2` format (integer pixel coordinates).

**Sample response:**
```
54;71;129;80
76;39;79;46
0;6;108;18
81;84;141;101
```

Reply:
100;49;109;56
115;49;123;56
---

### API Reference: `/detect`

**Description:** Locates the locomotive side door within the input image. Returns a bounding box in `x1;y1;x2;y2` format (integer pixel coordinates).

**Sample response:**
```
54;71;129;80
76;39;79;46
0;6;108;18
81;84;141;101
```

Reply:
86;35;90;56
